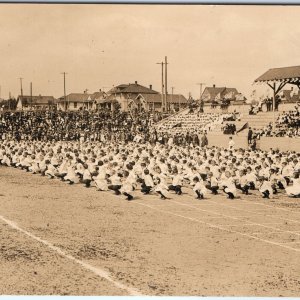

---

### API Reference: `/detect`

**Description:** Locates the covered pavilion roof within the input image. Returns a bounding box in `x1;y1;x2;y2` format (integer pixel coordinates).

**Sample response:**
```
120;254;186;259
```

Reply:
255;65;300;85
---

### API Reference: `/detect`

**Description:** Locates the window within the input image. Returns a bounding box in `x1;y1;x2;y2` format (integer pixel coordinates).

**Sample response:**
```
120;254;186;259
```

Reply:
74;102;77;108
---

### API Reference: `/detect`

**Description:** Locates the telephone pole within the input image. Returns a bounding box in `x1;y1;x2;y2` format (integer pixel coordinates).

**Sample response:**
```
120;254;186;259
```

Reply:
61;72;67;111
156;61;165;112
30;82;33;110
197;83;205;101
171;86;175;111
165;56;169;112
19;77;24;97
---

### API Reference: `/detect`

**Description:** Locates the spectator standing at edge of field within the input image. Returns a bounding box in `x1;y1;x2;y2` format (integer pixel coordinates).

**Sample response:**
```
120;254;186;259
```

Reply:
228;136;235;150
201;131;208;147
247;127;253;145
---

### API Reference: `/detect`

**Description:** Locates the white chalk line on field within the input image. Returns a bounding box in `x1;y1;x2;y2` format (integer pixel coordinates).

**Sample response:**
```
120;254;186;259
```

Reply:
180;185;300;214
220;222;284;227
168;199;300;238
238;197;300;214
133;201;300;253
0;215;143;296
177;190;300;223
207;199;300;224
104;190;300;249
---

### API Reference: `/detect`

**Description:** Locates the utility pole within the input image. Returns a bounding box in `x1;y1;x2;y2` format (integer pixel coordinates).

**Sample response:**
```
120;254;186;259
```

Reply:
197;83;205;101
171;86;175;111
61;72;67;111
19;77;24;97
164;56;169;112
8;91;11;111
156;61;164;112
30;82;33;110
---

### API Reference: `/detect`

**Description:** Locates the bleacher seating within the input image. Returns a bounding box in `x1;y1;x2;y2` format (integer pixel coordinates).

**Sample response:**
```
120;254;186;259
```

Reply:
255;107;300;138
155;110;225;133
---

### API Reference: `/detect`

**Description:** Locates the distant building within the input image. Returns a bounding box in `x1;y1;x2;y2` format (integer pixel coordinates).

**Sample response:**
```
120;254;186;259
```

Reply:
90;90;108;110
57;90;107;111
280;87;300;102
16;95;56;111
201;85;245;103
106;81;187;112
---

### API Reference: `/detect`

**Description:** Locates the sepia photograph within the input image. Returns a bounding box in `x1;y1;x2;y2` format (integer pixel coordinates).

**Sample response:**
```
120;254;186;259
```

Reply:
0;3;299;297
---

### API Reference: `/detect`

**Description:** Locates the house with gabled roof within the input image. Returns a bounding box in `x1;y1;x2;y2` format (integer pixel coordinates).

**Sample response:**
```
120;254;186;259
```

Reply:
201;85;243;103
57;90;108;111
16;95;57;111
106;81;187;112
280;87;300;102
57;92;92;111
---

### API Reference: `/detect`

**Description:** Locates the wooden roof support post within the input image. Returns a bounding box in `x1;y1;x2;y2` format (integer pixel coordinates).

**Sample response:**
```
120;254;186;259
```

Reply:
266;82;276;130
265;80;287;130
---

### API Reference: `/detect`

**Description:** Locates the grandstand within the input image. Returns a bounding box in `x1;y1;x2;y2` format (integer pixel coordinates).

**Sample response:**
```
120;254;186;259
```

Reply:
155;108;225;133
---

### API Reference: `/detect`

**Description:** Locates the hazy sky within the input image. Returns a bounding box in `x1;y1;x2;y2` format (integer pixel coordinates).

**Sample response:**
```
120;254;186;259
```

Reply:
0;4;299;99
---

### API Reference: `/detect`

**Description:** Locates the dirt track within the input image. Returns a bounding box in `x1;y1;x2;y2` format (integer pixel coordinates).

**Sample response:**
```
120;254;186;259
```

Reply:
0;166;299;296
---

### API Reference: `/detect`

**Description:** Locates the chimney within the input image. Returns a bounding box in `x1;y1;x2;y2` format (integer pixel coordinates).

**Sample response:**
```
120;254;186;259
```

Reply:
149;84;152;90
213;84;216;88
135;81;138;85
99;89;102;92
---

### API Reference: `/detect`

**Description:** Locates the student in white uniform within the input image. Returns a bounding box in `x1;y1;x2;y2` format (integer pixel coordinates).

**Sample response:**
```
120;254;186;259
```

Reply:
235;169;250;195
193;176;208;199
206;171;219;195
169;168;184;195
108;170;122;195
45;160;57;179
259;177;273;199
220;171;237;199
285;173;300;198
64;164;78;185
93;161;108;191
120;170;134;201
153;166;169;200
82;164;92;187
141;169;154;195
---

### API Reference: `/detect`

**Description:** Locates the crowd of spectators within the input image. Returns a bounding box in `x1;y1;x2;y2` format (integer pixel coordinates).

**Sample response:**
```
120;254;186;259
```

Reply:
254;104;300;138
249;96;282;115
0;108;152;143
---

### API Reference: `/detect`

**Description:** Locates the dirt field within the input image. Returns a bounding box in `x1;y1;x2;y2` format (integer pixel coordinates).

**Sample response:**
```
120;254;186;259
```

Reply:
0;166;299;296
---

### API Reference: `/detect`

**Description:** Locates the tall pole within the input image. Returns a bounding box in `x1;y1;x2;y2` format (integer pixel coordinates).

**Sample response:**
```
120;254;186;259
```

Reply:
273;83;276;130
197;83;205;101
165;56;168;112
30;82;33;110
19;77;23;97
61;72;67;111
9;91;11;111
156;62;164;112
171;86;175;111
